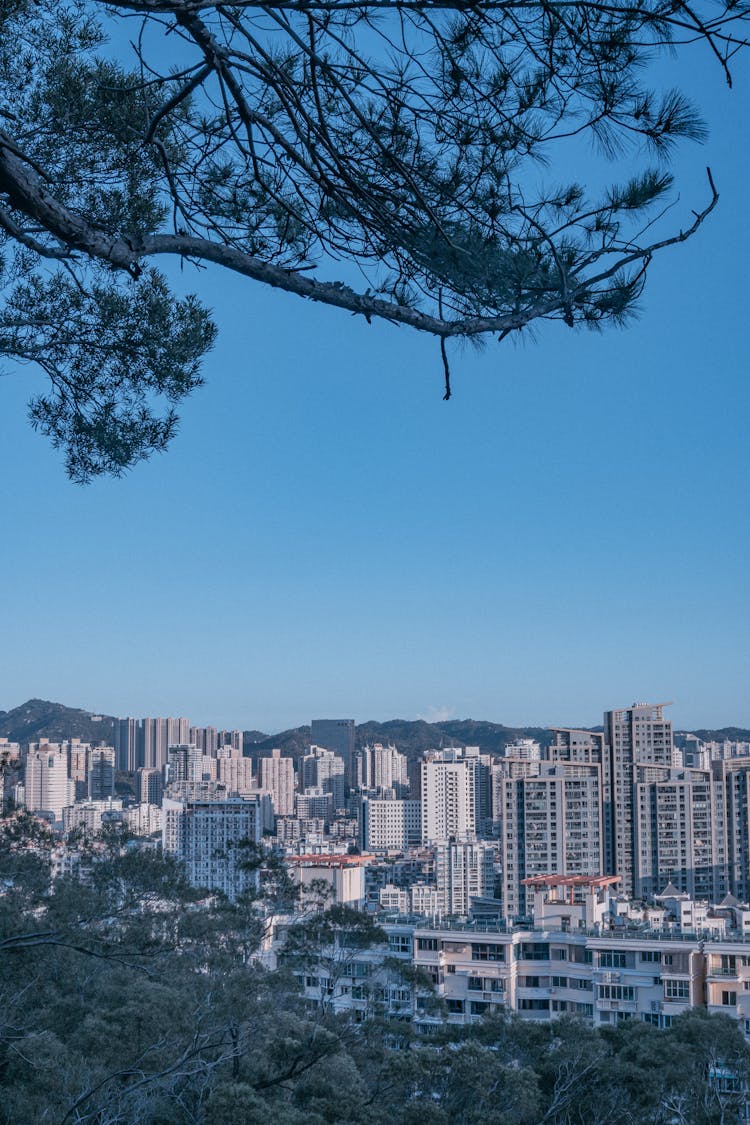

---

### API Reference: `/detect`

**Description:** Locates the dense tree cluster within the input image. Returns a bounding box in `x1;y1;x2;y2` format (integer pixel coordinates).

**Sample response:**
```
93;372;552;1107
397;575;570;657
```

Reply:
0;0;747;477
2;814;750;1123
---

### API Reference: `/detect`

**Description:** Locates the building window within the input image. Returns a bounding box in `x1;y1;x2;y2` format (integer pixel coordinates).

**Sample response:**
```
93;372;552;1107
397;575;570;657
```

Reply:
598;985;635;1002
664;979;690;1000
388;934;411;954
472;943;505;962
722;991;737;1007
599;951;627;969
417;938;438;951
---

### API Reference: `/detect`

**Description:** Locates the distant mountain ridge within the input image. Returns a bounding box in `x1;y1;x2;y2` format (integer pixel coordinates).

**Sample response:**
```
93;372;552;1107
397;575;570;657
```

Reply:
248;717;553;765
3;700;750;763
0;699;116;745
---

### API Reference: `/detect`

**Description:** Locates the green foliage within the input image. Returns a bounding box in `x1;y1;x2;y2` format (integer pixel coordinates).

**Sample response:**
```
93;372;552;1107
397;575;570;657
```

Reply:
3;814;750;1122
0;0;743;476
4;269;215;482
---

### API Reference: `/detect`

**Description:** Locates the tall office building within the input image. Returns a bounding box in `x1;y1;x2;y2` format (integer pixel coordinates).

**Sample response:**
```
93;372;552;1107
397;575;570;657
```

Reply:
310;719;355;783
496;762;603;918
603;702;674;895
260;748;295;815
162;795;261;900
24;745;75;823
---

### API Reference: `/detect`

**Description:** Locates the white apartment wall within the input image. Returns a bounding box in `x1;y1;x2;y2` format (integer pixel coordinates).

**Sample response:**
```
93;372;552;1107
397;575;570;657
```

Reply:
25;747;75;823
421;761;475;843
361;798;421;850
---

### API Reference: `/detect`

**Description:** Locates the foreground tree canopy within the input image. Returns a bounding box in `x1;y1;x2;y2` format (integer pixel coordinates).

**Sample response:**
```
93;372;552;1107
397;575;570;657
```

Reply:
2;814;750;1124
0;0;747;479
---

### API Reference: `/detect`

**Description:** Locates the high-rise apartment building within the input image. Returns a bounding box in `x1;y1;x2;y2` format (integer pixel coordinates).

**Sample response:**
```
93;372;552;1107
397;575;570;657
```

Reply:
162;795;261;900
496;762;603;918
434;840;496;917
355;744;409;795
218;730;244;753
360;797;421;850
712;759;750;901
503;738;542;761
548;728;605;766
114;717;191;771
167;744;217;787
87;746;115;801
0;739;19;811
260;748;295;815
190;726;219;754
68;740;90;799
217;747;255;795
301;746;346;811
633;766;717;900
296;788;334;822
145;717;191;769
137;767;164;805
24;745;75;823
603;702;674;895
421;748;491;842
114;718;139;772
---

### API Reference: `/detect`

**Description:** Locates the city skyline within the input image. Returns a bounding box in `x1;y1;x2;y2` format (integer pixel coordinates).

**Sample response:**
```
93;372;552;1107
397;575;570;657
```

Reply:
4;693;750;738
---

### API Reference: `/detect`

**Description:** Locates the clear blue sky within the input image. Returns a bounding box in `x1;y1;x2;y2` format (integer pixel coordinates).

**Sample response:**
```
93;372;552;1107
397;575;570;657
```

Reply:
1;36;749;734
